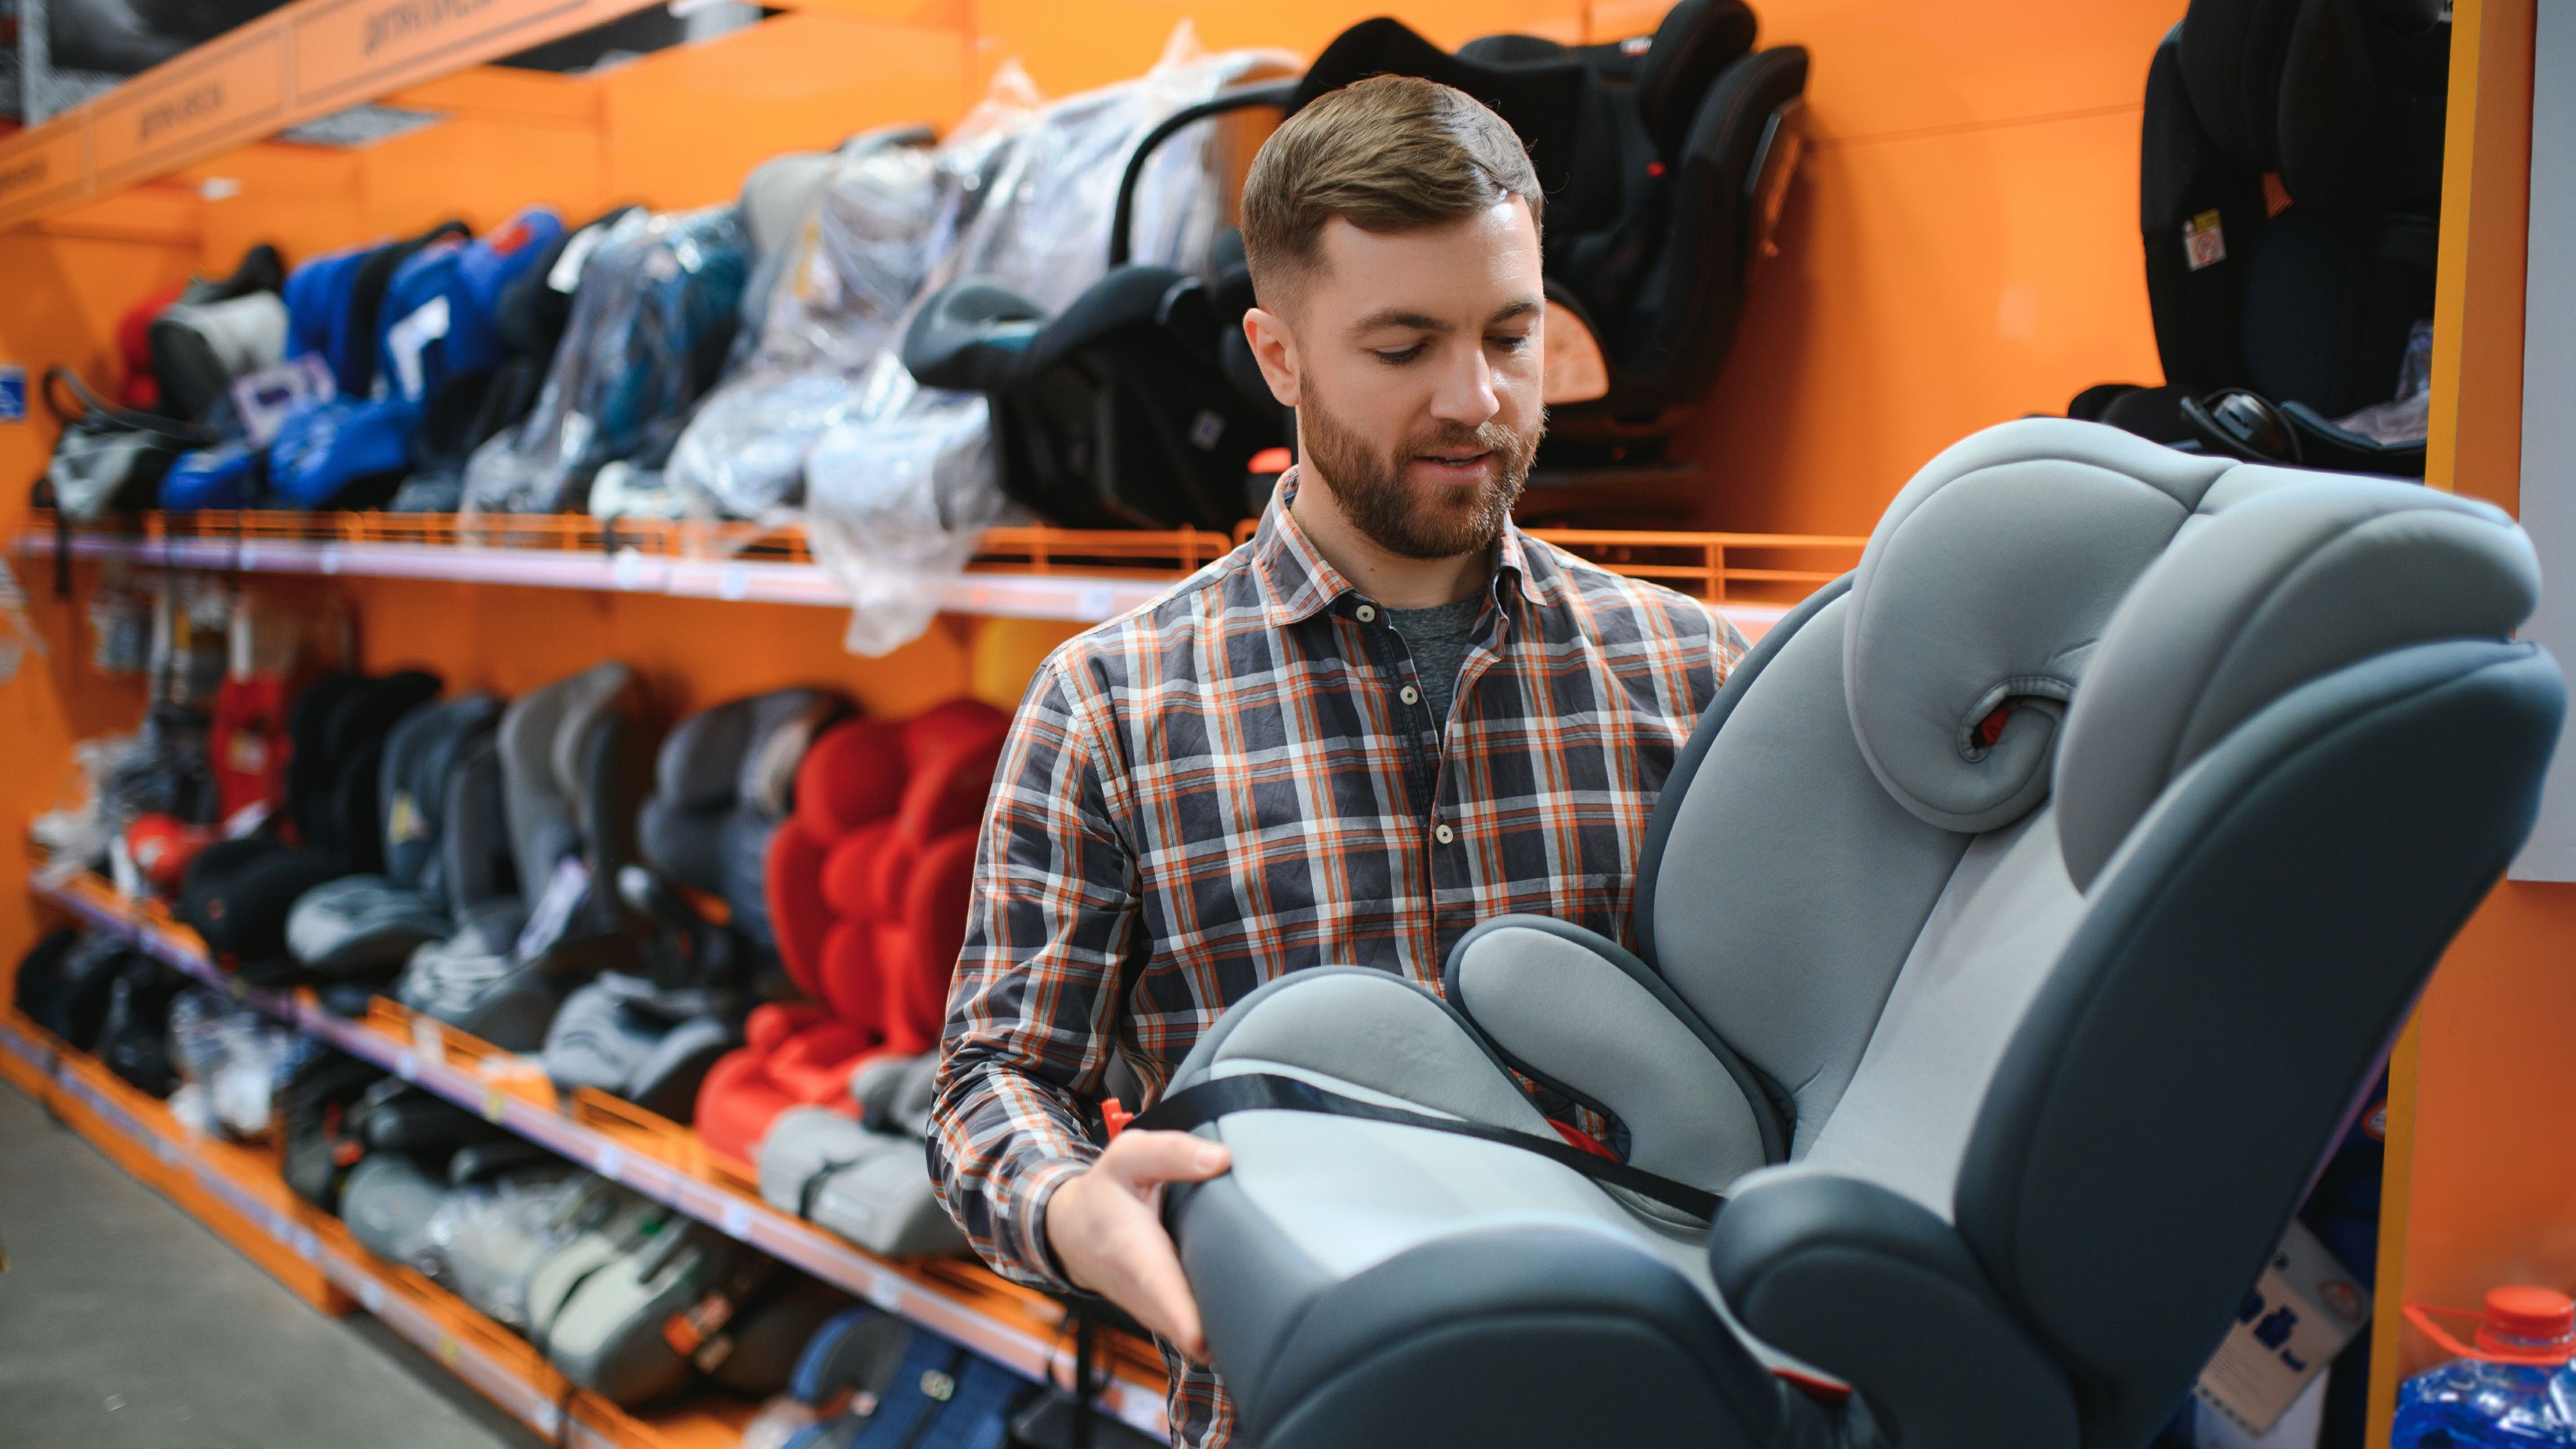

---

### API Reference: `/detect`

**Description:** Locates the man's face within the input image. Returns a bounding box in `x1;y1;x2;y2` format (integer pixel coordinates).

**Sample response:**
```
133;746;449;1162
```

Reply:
1246;199;1547;559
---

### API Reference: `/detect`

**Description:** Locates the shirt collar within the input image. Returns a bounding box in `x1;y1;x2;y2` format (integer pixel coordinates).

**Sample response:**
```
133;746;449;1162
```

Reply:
1248;468;1547;627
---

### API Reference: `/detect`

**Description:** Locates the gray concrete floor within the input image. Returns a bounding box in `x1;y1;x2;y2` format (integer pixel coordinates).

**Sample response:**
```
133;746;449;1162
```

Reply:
0;1077;545;1449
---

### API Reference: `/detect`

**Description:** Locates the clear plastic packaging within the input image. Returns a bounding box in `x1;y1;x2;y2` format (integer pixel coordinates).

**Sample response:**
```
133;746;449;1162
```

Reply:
804;32;1286;654
428;1165;588;1329
461;207;751;515
665;121;985;525
167;988;311;1138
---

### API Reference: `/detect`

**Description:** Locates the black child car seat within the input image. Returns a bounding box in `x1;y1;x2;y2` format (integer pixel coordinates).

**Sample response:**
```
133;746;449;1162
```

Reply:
2070;0;2451;475
904;1;1810;527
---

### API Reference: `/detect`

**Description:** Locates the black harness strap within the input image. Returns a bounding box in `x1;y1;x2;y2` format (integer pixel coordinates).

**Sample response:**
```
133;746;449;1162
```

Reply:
1132;1072;1724;1221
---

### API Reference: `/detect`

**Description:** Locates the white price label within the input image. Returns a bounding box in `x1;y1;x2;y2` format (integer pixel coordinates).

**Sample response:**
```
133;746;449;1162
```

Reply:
394;1053;419;1082
596;1146;625;1182
360;1280;385;1313
611;550;647;590
318;543;343;575
718;565;750;601
722;1201;753;1237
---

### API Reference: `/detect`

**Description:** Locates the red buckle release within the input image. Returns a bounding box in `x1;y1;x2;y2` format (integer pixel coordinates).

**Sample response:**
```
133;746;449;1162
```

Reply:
1102;1099;1135;1141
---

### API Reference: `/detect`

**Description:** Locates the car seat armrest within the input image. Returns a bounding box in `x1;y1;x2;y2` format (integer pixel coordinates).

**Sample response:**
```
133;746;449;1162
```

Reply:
1709;1169;2080;1449
1444;916;1777;1187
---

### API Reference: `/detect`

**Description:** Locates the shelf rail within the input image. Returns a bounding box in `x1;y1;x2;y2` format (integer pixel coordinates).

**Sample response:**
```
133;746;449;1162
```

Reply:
17;511;1866;631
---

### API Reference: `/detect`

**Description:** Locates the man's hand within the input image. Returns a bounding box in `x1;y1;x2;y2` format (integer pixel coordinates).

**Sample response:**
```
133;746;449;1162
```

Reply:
1046;1130;1232;1360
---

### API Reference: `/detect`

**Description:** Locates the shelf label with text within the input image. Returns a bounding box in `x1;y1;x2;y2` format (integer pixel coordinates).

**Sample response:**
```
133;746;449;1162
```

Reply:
89;33;288;182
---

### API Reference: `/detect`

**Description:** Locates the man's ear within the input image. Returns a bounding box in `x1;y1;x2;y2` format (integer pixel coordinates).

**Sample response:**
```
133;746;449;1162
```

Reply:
1242;306;1302;409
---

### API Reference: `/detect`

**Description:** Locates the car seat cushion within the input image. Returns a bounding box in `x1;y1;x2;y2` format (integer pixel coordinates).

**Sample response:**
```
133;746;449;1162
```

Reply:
286;876;454;977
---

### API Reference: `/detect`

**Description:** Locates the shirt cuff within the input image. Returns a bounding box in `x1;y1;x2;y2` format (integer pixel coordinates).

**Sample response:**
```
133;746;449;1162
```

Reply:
1014;1153;1095;1294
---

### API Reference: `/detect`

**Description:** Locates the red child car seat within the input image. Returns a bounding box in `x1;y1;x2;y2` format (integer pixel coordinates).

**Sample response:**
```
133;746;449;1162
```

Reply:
692;699;1008;1165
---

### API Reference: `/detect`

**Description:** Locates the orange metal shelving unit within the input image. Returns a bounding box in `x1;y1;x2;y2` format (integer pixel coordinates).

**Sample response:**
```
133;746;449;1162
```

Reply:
27;868;1176;1436
0;1006;752;1448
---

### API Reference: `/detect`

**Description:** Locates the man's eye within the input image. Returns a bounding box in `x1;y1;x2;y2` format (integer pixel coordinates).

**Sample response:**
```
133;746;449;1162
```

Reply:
1491;333;1532;353
1373;345;1425;366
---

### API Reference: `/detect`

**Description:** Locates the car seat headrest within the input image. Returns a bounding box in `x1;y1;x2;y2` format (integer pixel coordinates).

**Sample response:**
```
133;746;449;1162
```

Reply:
1634;0;1758;162
794;718;908;839
1845;420;2239;833
744;694;847;821
2177;0;2446;212
1292;17;1593;211
499;663;641;879
2054;476;2537;889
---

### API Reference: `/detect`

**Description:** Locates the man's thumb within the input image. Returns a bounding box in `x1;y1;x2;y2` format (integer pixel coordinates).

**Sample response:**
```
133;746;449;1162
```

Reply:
1107;1128;1232;1187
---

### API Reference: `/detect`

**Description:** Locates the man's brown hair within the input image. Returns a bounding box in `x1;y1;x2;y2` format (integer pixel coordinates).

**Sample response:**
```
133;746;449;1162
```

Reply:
1239;74;1542;310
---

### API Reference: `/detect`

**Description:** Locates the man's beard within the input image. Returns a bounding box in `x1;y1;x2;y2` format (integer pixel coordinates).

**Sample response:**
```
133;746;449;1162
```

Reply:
1298;385;1543;560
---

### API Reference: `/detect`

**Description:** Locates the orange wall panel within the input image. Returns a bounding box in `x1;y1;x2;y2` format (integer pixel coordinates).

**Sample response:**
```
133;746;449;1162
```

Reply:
1684;105;2162;535
971;0;1585;99
598;14;975;212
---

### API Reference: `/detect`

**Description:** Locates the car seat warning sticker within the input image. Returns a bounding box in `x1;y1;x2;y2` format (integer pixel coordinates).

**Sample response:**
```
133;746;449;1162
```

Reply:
2184;210;2229;271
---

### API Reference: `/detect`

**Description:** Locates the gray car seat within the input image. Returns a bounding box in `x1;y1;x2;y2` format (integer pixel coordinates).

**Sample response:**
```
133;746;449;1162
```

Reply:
1139;417;2563;1449
525;1189;849;1406
397;663;650;1050
759;1053;967;1258
284;695;508;983
544;687;846;1119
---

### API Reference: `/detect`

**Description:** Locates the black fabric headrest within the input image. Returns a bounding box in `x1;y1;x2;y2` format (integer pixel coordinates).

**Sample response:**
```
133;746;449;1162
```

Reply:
1635;0;1758;162
1292;18;1593;209
2178;0;2448;212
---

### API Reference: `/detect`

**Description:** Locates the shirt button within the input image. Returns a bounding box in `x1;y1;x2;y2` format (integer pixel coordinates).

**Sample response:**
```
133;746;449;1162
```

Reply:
1434;823;1456;845
1399;685;1420;706
1354;604;1377;623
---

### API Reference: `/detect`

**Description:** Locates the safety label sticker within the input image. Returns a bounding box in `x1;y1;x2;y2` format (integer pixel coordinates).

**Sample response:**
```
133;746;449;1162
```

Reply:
0;366;25;423
2184;210;2229;271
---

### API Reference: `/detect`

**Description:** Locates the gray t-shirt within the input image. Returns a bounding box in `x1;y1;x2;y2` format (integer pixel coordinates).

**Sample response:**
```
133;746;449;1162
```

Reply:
1387;592;1487;729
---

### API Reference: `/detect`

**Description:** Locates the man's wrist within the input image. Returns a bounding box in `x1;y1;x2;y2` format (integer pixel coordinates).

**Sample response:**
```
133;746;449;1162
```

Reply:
1019;1154;1097;1293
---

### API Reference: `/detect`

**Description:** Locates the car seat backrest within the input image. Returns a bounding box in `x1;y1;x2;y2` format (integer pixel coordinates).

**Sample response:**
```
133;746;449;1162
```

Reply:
441;734;520;915
2143;0;2450;412
1638;422;2241;1153
378;694;505;900
1943;470;2552;1446
642;690;849;959
498;663;643;895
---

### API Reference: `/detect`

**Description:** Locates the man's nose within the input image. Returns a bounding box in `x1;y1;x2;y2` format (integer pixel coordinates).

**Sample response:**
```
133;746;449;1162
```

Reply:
1428;341;1500;428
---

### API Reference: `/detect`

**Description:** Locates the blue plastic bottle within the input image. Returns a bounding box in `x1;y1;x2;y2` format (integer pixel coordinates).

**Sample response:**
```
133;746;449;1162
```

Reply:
2392;1287;2576;1447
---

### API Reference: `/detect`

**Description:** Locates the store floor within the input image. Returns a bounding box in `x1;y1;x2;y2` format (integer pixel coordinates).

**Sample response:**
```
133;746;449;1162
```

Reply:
0;1080;544;1449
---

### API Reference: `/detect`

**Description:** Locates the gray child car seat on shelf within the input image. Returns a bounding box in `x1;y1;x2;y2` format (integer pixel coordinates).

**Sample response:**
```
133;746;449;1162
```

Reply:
1144;417;2563;1449
286;694;510;983
524;1184;848;1406
759;1051;968;1258
543;686;847;1120
396;663;650;1050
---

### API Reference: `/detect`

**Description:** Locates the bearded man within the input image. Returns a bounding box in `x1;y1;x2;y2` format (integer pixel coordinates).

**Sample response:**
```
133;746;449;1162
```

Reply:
928;73;1747;1447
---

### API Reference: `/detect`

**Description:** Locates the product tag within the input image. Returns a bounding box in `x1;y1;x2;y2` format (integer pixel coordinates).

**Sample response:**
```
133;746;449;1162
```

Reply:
2194;1219;2370;1436
0;364;25;423
2184;209;2229;271
513;856;592;962
231;354;335;447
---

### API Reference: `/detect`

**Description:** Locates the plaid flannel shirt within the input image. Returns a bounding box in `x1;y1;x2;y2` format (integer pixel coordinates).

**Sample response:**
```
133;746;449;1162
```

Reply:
930;476;1743;1446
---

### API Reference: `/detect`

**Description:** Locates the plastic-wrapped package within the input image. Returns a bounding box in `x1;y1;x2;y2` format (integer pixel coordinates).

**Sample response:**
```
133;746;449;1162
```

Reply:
461;208;751;515
804;34;1285;654
168;987;313;1138
429;1164;588;1329
665;125;975;525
